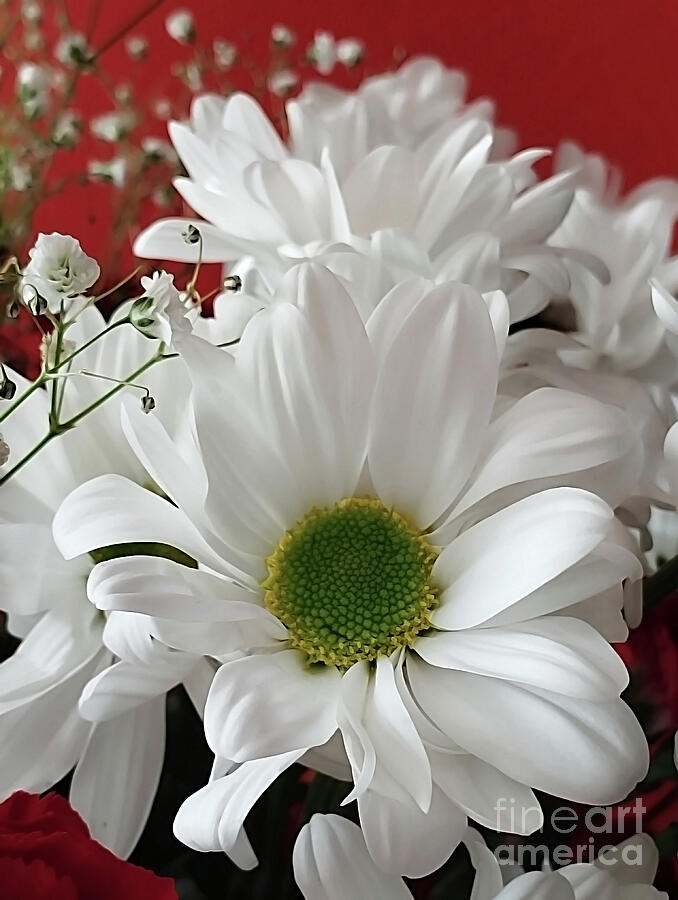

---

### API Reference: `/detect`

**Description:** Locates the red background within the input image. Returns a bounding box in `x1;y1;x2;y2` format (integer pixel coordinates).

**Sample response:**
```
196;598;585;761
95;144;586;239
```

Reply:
26;0;678;262
66;0;678;190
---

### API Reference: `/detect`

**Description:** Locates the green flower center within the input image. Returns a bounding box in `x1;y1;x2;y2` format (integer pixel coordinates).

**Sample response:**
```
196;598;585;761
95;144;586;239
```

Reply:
262;498;439;670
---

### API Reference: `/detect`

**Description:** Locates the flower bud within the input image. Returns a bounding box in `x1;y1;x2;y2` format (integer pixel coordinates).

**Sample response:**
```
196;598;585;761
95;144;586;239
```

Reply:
223;275;242;292
271;24;295;48
183;224;201;245
0;433;9;466
165;10;196;44
141;394;156;413
0;377;17;400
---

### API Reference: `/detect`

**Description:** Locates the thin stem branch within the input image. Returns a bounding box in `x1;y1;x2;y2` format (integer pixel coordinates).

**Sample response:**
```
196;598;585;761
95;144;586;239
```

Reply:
0;376;46;426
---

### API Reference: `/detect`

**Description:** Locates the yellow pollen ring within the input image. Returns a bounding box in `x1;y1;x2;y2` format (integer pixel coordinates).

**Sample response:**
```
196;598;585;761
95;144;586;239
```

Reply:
262;497;440;671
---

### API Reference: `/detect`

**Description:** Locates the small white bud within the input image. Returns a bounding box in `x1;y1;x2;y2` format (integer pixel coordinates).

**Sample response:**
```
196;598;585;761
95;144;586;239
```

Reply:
54;32;93;68
223;275;242;292
165;9;196;44
336;38;365;68
307;31;336;75
213;39;237;69
52;110;82;148
125;35;148;60
0;377;17;401
142;137;176;163
268;69;299;97
271;24;295;48
0;433;9;466
16;62;49;119
10;162;33;191
141;394;156;413
21;0;42;23
90;110;136;142
153;97;172;119
183;224;201;245
87;157;127;187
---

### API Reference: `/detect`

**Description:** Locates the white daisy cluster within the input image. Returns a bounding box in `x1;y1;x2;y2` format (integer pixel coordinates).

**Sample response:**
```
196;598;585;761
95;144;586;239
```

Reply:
1;54;677;897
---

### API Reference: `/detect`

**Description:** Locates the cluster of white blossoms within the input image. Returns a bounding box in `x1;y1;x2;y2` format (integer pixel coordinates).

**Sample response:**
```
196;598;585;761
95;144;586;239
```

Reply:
1;56;677;896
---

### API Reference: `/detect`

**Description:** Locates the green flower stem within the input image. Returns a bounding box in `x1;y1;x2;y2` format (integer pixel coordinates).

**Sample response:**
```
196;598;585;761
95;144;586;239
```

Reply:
49;318;66;428
0;317;132;429
0;375;46;425
54;317;130;371
0;350;163;488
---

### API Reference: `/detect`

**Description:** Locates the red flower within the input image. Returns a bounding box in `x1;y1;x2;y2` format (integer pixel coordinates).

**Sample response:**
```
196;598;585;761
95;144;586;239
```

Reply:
0;791;177;900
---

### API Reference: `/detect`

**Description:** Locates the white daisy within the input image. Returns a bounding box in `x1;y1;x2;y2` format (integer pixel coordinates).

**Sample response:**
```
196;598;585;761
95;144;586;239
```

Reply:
294;817;668;899
0;306;214;857
54;266;648;876
133;66;592;327
547;145;678;388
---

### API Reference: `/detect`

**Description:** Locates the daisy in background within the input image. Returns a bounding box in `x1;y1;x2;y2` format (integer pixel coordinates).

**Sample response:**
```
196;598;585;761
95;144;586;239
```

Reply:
294;816;668;899
133;57;598;333
55;264;648;876
0;263;215;858
500;151;678;570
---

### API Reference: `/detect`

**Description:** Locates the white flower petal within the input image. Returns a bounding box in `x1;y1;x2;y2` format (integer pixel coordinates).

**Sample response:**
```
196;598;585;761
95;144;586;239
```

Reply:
0;652;104;796
53;474;220;568
69;696;165;858
336;661;376;804
293;814;412;900
431;756;543;834
133;218;253;262
204;650;341;762
650;278;678;336
78;646;197;721
174;750;303;861
364;657;431;812
369;281;498;527
496;871;575;900
432;488;613;630
408;659;648;805
342;146;418;233
88;555;265;622
415;617;629;700
0;607;102;714
439;388;642;529
358;780;466;878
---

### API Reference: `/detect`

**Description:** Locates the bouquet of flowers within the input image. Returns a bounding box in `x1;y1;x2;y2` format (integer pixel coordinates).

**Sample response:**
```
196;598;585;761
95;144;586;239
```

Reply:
0;9;677;899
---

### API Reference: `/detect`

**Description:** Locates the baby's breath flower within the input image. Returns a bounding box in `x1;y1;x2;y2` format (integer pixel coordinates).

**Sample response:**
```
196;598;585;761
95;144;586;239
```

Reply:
141;137;176;163
21;0;42;23
22;233;100;314
88;157;127;186
268;68;299;97
336;37;365;67
90;110;136;142
52;110;82;147
54;32;92;68
16;62;49;119
165;9;196;44
307;31;336;74
125;35;148;60
271;24;295;48
213;38;237;69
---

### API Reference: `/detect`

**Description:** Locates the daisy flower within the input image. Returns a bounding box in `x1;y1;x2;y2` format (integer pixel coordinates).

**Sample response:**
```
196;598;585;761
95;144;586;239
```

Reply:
0;306;214;857
54;266;647;876
294;817;668;899
133;62;594;328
